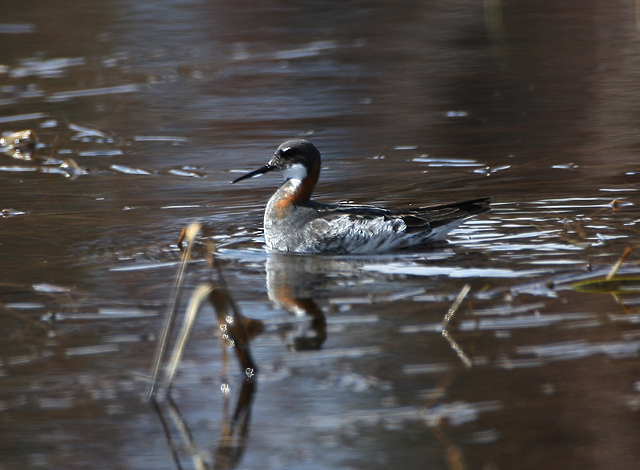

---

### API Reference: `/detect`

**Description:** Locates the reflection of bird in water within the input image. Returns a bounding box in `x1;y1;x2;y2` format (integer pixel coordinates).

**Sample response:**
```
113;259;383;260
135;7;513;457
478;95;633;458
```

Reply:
233;140;490;254
266;253;327;350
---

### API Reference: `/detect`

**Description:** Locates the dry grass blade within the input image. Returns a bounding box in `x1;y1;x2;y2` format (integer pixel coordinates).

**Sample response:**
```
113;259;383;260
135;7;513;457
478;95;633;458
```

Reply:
155;280;258;469
166;396;208;470
149;226;259;468
442;284;473;369
147;222;201;398
149;397;185;470
442;284;471;329
163;283;215;391
442;330;473;369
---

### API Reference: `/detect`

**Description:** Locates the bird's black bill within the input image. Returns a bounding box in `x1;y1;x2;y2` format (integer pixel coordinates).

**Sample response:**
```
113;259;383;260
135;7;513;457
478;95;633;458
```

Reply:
231;164;275;184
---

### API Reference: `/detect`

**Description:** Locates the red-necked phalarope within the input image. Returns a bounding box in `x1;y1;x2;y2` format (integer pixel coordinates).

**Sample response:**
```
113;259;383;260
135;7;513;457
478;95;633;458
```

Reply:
232;140;490;254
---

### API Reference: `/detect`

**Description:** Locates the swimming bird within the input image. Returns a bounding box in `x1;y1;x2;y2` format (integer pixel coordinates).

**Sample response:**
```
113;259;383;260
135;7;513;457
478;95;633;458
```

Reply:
232;140;490;254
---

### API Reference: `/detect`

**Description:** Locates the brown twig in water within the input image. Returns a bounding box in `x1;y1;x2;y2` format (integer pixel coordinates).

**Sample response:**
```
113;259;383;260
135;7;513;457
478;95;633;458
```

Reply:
205;238;216;271
420;357;467;470
611;293;634;315
445;445;467;470
0;301;50;331
45;135;62;211
429;405;468;470
424;372;455;408
606;247;633;280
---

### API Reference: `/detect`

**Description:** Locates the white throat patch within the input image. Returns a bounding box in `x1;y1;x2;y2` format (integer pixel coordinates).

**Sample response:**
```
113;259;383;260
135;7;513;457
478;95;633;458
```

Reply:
281;162;308;181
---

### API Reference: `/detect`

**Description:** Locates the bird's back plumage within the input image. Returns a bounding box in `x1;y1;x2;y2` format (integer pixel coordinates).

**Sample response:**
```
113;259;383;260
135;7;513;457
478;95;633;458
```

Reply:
264;196;490;254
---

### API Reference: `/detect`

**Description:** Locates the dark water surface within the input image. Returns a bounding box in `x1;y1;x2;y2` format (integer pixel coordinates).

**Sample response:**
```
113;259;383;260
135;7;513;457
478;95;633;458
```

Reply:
2;1;640;469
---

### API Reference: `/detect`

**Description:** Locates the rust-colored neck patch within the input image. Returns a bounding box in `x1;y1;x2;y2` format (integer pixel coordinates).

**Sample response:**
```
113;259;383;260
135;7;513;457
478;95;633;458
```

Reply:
272;162;319;217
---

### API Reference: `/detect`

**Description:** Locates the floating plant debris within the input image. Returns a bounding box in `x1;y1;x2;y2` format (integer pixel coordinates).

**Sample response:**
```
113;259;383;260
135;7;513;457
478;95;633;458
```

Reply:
0;129;38;159
133;136;189;143
1;208;26;217
10;57;85;78
0;23;36;34
571;277;640;294
47;84;140;102
109;164;152;175
0;112;48;124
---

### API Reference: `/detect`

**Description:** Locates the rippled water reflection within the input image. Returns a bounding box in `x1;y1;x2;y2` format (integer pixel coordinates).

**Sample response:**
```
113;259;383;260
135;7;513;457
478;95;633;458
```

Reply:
2;1;640;469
